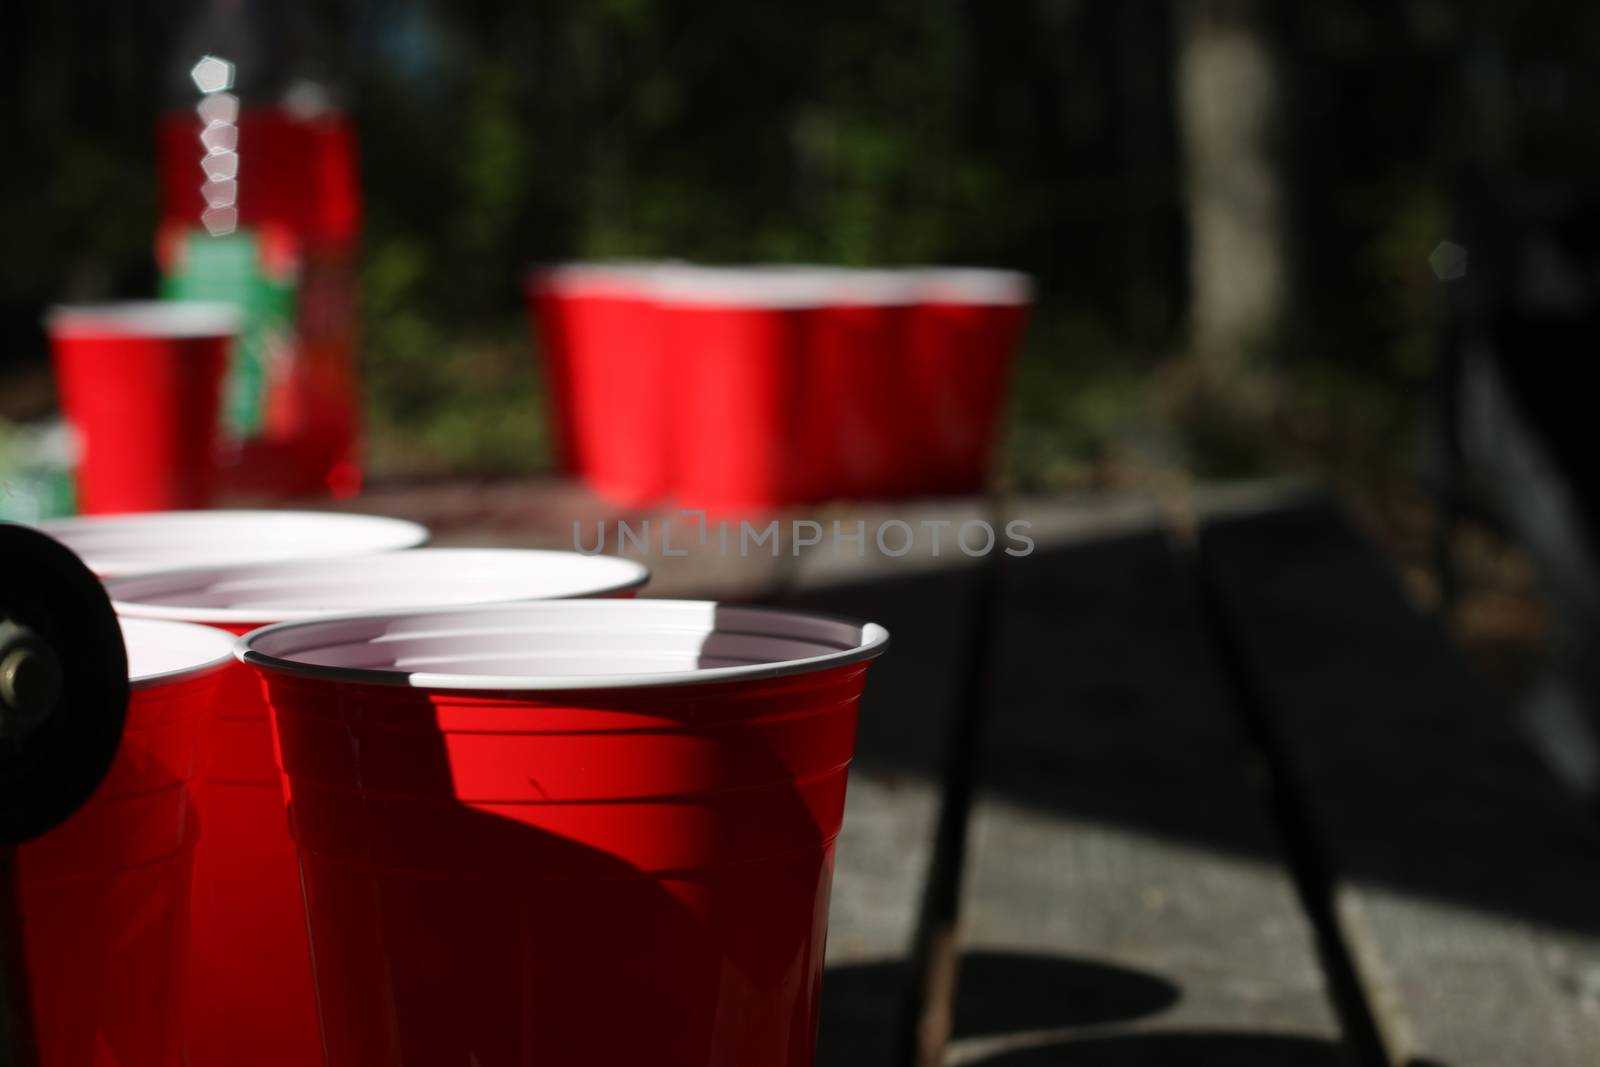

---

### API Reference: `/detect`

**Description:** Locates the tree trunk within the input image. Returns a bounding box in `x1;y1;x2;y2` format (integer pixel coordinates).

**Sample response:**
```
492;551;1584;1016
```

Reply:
1174;0;1291;384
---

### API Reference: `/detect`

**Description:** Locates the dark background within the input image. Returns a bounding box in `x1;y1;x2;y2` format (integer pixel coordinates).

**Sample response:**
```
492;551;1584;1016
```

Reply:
2;0;1596;491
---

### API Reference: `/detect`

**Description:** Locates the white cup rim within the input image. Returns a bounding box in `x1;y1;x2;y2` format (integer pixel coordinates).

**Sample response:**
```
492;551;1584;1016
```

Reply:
756;266;919;306
527;261;674;299
649;266;839;309
528;262;1033;307
120;617;237;690
31;510;431;577
237;599;890;691
108;548;651;625
911;268;1034;306
46;301;243;339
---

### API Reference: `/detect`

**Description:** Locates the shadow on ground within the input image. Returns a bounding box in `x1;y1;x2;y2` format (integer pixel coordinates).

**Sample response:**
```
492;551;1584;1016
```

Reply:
777;531;1281;863
963;1030;1449;1066
818;951;1181;1067
779;514;1600;940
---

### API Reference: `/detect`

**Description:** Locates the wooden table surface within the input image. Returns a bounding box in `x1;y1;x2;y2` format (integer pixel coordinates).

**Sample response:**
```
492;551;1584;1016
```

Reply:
330;478;1600;1067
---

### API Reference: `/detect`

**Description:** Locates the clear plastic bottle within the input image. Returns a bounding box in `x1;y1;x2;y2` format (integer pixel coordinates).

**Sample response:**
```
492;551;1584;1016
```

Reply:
157;0;362;498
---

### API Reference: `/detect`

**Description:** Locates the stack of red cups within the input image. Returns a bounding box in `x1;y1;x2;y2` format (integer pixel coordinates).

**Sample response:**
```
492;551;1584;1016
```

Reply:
527;263;1032;513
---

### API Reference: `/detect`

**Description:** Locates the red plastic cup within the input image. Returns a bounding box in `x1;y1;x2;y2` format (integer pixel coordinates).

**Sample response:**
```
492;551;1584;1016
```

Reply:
527;264;670;503
659;268;834;514
30;509;430;578
106;549;651;1067
47;303;241;514
902;269;1032;495
524;271;581;477
236;599;888;1067
15;618;235;1067
792;269;921;501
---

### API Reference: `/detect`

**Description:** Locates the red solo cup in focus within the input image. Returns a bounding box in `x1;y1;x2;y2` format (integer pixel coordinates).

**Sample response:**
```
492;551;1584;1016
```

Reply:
29;509;429;578
660;267;833;514
16;618;235;1067
902;269;1032;495
47;302;240;515
235;599;888;1067
106;549;650;1067
527;263;669;503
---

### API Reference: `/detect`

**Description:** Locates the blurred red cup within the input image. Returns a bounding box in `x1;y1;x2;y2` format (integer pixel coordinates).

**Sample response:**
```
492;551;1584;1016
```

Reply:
47;302;240;515
16;618;234;1067
902;269;1032;495
106;548;650;1067
659;267;832;514
236;599;887;1067
795;268;920;501
527;263;670;503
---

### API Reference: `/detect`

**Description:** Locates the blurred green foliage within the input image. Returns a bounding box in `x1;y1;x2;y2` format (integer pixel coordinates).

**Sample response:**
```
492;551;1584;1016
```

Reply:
351;0;1184;482
7;1;1600;488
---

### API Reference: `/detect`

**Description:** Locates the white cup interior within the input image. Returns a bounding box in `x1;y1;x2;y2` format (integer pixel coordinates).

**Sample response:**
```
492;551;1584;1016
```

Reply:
120;617;237;690
240;599;888;690
32;510;430;577
108;549;650;624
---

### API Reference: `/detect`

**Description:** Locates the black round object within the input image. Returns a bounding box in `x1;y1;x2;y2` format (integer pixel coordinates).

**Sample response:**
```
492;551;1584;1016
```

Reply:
0;525;128;845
